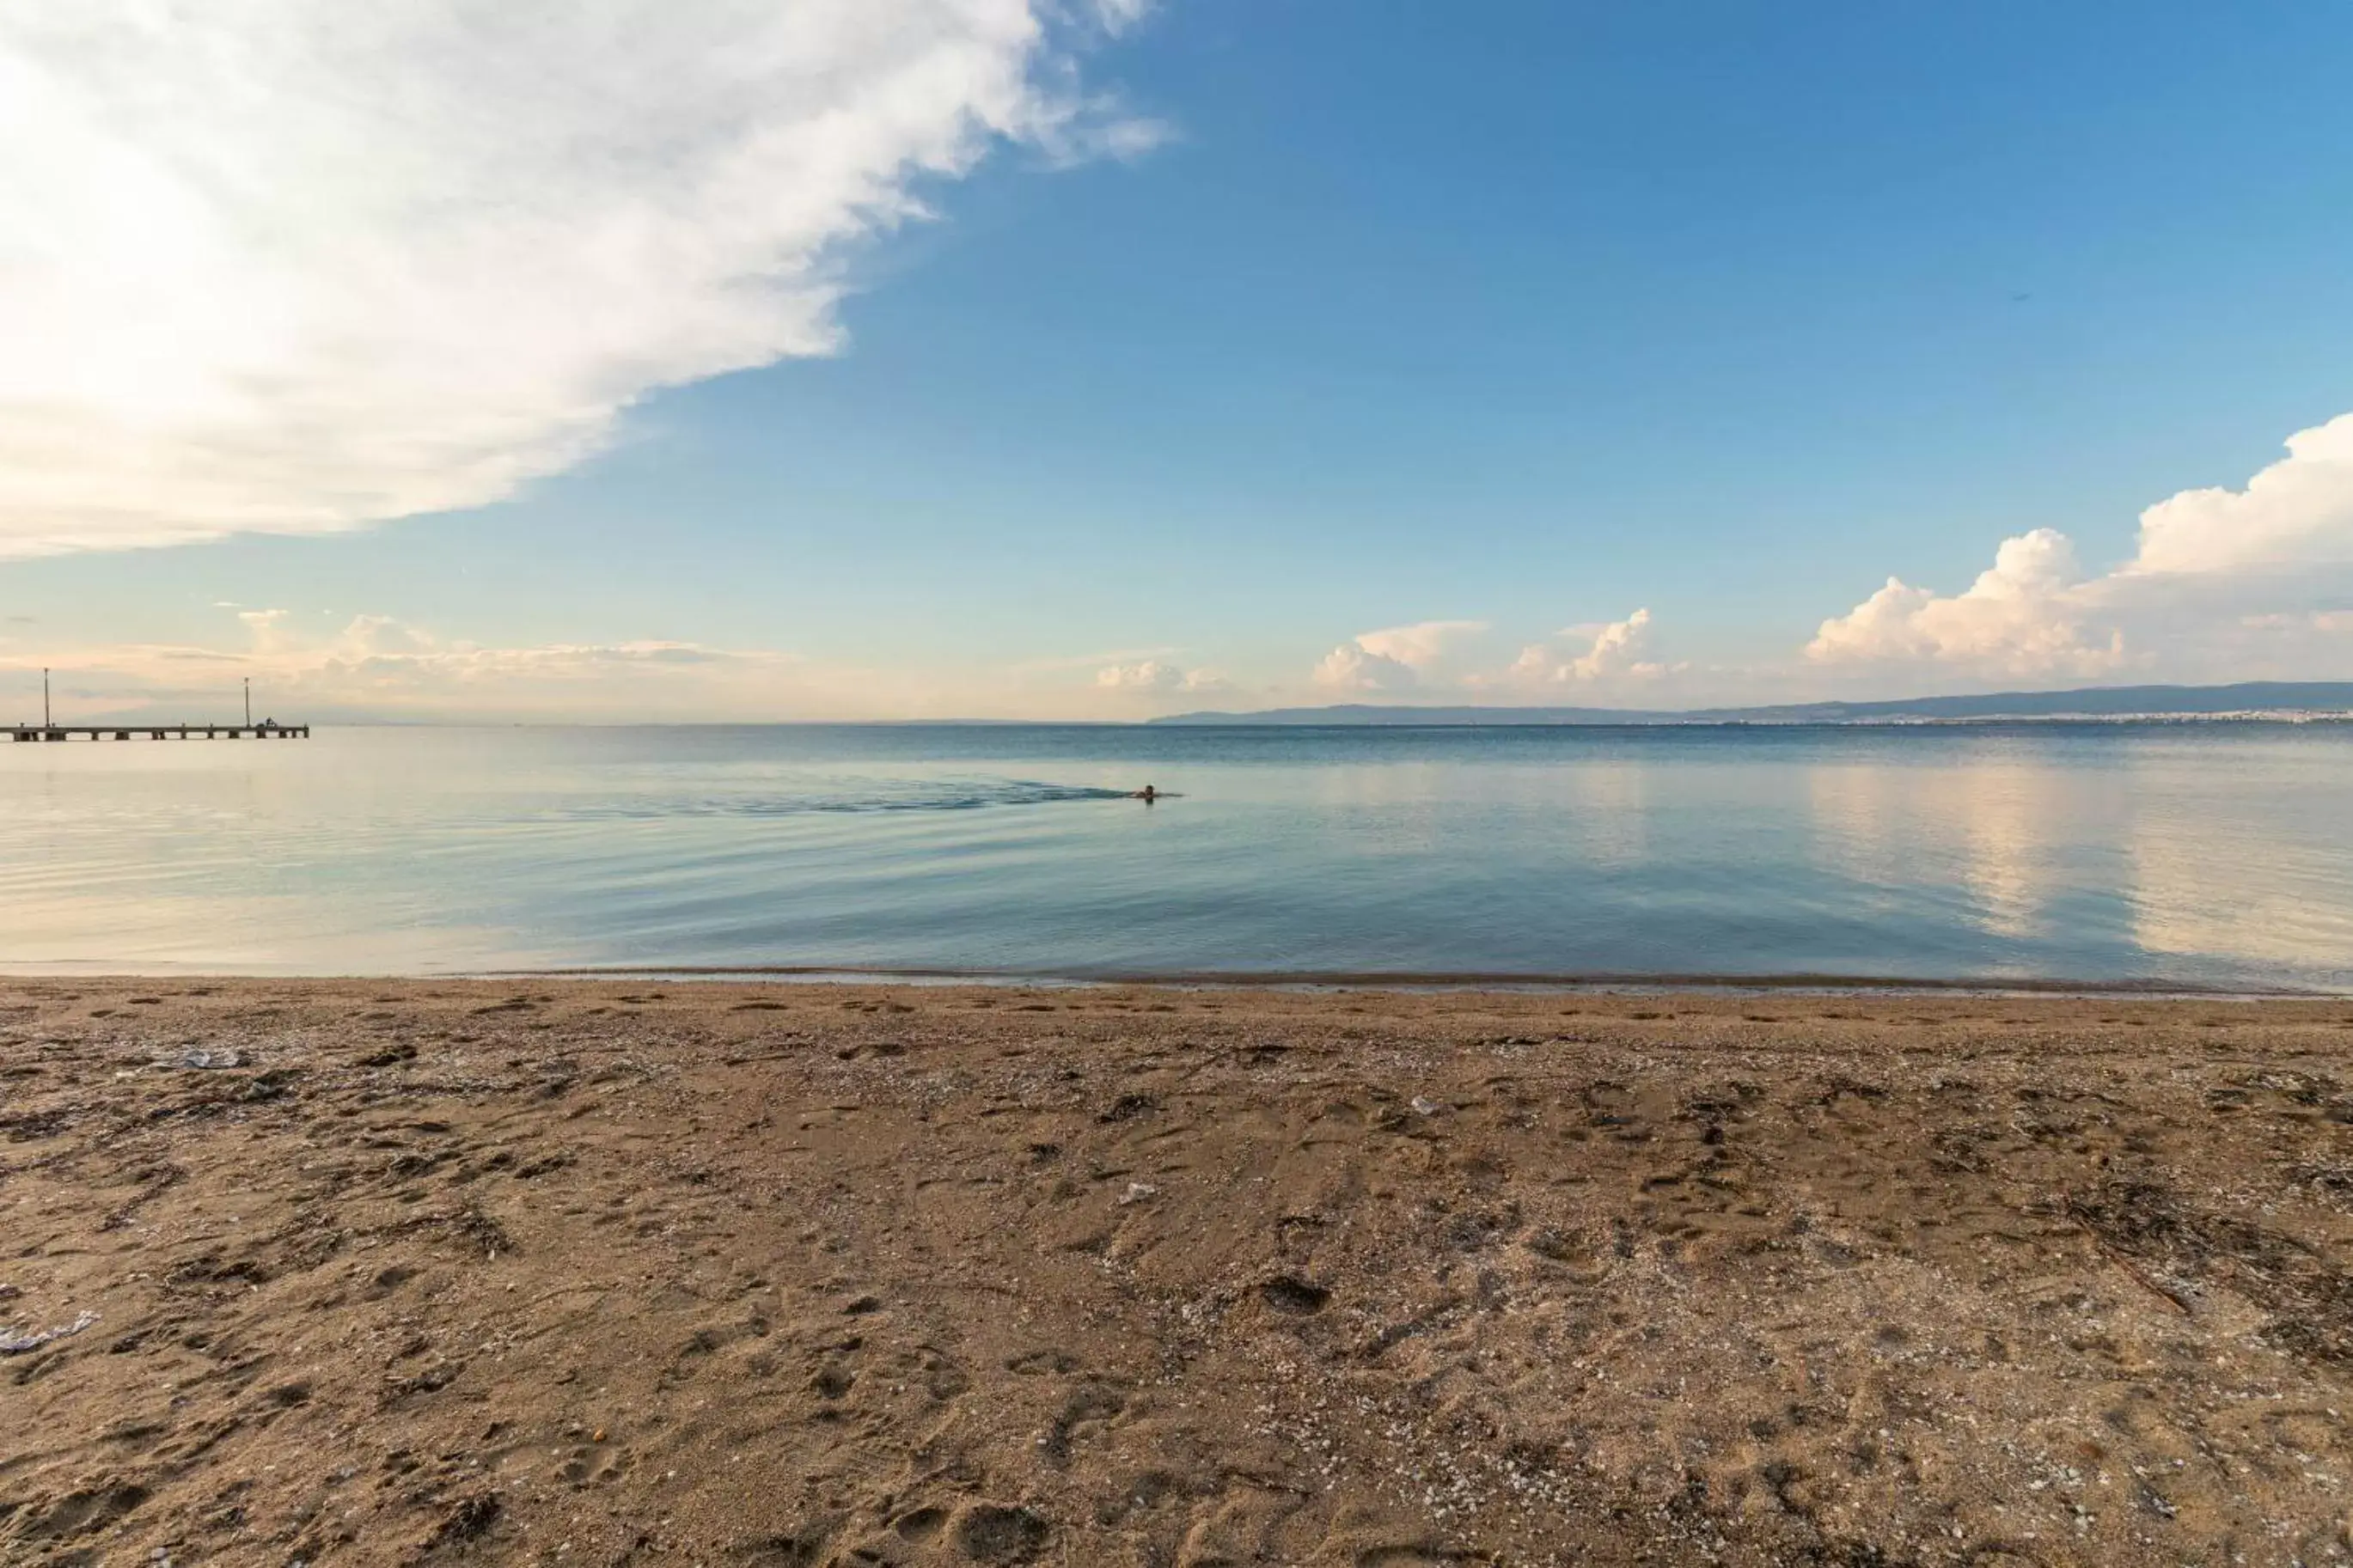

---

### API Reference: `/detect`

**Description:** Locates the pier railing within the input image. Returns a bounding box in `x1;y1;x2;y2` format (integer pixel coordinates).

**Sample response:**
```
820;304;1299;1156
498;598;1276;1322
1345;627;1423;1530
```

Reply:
9;723;311;742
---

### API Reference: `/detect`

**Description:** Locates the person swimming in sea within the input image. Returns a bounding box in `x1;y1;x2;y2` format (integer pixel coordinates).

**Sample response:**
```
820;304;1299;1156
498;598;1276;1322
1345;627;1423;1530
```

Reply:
1131;784;1162;802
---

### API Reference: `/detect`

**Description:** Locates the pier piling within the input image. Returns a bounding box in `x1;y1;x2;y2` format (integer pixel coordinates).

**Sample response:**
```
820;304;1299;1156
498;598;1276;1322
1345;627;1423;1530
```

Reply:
10;724;309;743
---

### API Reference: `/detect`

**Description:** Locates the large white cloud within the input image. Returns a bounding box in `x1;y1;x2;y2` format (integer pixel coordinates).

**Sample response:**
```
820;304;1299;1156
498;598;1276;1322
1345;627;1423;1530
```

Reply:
1311;619;1487;692
1352;619;1488;668
1500;607;1669;686
1311;644;1419;692
1807;529;2125;677
0;2;1155;559
1094;658;1223;693
1808;413;2353;680
2130;412;2353;576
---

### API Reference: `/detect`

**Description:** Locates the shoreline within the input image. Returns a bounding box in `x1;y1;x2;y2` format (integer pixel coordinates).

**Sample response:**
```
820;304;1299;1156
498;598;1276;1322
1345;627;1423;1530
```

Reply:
505;966;2344;999
5;977;2350;1563
5;963;2343;1000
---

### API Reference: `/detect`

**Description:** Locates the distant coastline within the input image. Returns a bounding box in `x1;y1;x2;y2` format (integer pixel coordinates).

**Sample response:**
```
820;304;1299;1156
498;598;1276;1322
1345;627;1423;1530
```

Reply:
1152;679;2353;727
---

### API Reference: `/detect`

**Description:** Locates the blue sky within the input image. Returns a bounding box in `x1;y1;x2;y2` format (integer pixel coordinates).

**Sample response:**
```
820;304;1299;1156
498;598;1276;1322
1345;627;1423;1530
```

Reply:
4;1;2352;718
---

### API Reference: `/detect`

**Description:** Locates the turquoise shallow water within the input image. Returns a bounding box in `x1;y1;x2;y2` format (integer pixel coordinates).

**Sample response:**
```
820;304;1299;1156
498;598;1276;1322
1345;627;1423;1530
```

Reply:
2;723;2349;988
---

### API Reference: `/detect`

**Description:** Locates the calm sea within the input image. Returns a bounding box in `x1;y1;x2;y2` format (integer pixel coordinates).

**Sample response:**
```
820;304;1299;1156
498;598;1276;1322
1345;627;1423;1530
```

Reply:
2;723;2348;990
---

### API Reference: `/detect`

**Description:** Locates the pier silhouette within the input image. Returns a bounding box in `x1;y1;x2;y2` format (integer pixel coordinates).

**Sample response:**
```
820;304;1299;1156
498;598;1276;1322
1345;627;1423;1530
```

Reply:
9;669;309;742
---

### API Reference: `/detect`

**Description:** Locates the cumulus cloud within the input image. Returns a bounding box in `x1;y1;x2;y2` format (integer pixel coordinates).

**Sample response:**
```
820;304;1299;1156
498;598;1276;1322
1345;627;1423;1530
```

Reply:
1807;529;2125;678
1093;659;1224;693
1500;608;1671;686
0;2;1157;559
1312;619;1487;692
1352;619;1488;669
2130;412;2353;576
1312;644;1420;692
1807;412;2353;680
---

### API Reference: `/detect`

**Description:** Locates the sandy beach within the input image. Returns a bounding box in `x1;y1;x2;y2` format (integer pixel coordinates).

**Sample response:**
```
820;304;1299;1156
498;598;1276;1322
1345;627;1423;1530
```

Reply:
4;979;2351;1565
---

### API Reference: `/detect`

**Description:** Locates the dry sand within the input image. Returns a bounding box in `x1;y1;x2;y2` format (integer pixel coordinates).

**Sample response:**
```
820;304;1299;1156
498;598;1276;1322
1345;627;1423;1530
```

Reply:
4;979;2353;1566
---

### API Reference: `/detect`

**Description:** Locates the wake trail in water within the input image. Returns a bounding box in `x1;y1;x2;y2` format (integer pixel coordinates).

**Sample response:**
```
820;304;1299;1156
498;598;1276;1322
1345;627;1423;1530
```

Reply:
559;778;1139;821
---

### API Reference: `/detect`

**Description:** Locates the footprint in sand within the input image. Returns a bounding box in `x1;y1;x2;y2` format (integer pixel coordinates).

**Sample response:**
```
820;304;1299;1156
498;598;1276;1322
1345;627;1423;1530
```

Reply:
950;1504;1052;1563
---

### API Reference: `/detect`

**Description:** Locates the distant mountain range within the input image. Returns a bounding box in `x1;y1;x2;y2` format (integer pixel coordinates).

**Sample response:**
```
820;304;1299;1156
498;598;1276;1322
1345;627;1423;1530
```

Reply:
1151;680;2353;726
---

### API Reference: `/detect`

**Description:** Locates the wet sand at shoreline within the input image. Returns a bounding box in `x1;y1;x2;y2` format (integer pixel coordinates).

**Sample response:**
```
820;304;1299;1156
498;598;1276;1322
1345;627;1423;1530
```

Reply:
4;979;2351;1565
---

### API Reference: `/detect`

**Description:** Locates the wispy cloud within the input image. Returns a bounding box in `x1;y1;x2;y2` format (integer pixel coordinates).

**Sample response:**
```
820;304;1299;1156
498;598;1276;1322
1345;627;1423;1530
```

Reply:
3;606;1243;723
0;2;1157;560
2;612;819;722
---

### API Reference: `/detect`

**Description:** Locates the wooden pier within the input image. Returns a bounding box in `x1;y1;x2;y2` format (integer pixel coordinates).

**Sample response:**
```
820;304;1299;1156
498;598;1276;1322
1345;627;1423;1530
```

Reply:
10;723;309;742
13;672;306;743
